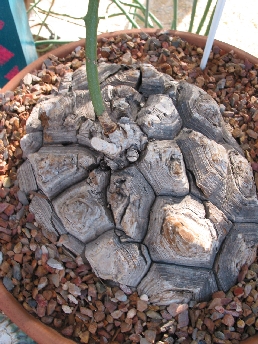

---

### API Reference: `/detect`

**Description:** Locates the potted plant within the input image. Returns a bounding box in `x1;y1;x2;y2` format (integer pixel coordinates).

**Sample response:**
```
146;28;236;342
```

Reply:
1;1;258;343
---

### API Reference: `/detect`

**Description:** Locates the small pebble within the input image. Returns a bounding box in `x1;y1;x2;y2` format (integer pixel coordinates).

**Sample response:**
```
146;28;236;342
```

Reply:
250;263;258;273
111;310;123;319
144;329;156;343
3;276;14;291
127;308;137;319
12;263;22;280
17;190;29;205
38;276;48;290
222;314;235;327
137;299;148;312
62;305;73;314
68;282;81;297
47;258;64;270
146;310;162;319
214;331;225;340
3;177;12;188
246;270;257;280
115;289;127;302
140;294;149;301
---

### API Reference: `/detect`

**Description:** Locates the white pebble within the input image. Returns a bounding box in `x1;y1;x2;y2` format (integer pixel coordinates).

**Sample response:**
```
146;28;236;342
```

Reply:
47;258;64;270
127;308;137;319
62;305;73;314
41;245;48;255
68;294;78;304
68;282;81;297
62;282;69;291
140;294;149;301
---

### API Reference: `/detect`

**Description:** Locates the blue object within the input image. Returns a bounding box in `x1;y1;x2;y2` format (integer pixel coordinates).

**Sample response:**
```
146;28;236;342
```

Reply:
0;0;38;87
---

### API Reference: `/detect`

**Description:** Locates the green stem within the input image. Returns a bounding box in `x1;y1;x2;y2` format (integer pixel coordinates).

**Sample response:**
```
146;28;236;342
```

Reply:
84;0;105;117
27;0;42;14
99;11;144;29
145;0;150;28
204;2;216;36
132;13;154;28
129;0;138;29
34;6;84;21
188;0;198;32
112;0;140;28
196;0;213;34
35;0;55;40
120;2;141;10
171;0;178;30
35;0;55;42
131;0;163;28
35;39;75;46
98;12;129;20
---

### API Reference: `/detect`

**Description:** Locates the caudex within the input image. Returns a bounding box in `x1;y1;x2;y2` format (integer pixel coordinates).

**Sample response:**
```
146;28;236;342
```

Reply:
83;0;117;135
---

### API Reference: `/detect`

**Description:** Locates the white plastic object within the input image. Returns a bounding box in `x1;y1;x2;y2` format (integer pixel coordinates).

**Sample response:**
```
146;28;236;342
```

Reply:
200;0;226;70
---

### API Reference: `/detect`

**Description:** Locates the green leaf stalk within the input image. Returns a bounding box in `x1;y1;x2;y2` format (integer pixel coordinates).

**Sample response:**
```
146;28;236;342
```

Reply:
84;0;117;134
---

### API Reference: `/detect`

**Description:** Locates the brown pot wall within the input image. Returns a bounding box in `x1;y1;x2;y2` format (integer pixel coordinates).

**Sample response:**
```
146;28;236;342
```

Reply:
241;335;258;344
1;29;258;344
1;29;258;93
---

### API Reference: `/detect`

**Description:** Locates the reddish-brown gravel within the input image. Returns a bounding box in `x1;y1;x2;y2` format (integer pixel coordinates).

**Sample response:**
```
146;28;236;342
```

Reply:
0;30;258;344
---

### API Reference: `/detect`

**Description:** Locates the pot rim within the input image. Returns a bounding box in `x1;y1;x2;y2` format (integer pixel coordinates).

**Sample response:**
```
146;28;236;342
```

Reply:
0;28;257;344
1;28;258;93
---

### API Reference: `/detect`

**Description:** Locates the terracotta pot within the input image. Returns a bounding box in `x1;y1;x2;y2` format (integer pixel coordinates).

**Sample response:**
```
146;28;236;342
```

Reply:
2;28;258;93
1;29;258;343
241;335;258;344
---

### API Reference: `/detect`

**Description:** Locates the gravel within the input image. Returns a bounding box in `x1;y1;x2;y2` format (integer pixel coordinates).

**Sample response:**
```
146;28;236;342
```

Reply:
0;29;258;343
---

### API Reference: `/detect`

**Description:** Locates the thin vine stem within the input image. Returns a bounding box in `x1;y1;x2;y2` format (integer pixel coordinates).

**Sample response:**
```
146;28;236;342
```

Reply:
204;2;216;36
120;2;141;10
34;6;84;21
188;0;198;32
131;0;162;28
133;13;154;27
129;0;138;29
171;0;178;30
27;0;42;14
103;1;113;28
145;0;150;28
84;0;105;117
36;33;57;53
34;0;162;32
196;0;213;34
35;39;75;46
112;0;140;28
99;12;130;20
34;0;55;42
